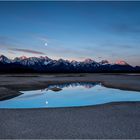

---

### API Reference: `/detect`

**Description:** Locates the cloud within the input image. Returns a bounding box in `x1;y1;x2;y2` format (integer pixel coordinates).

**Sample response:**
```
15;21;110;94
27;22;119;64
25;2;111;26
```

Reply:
9;48;45;55
0;36;46;55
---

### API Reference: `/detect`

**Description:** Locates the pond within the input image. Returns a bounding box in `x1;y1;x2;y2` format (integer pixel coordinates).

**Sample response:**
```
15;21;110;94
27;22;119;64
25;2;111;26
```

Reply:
0;82;140;108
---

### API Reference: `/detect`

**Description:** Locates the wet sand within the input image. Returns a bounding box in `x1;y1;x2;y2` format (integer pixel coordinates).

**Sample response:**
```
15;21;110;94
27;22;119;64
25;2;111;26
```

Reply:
0;73;140;138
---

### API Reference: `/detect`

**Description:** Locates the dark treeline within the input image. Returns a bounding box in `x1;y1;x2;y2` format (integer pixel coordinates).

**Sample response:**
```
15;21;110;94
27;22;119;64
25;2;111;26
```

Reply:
0;62;140;73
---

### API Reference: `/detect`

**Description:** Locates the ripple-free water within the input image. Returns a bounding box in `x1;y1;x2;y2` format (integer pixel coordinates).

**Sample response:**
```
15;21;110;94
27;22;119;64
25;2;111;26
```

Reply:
0;82;140;108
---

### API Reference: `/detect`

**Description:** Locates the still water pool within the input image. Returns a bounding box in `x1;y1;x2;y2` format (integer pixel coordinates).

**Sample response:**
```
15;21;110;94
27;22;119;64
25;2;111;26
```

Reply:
0;82;140;108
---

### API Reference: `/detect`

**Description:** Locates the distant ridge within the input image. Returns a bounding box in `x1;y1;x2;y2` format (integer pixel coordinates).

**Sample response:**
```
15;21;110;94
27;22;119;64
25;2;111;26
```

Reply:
0;55;139;73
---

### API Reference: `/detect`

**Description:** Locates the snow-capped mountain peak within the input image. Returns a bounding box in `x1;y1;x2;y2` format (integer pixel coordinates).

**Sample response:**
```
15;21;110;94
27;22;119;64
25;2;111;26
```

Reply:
0;54;137;73
115;60;129;65
19;56;28;60
40;56;49;59
83;58;95;63
99;60;109;65
0;55;11;63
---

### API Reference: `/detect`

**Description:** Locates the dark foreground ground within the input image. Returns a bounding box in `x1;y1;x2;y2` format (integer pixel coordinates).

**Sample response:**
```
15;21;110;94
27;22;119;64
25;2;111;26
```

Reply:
0;74;140;139
0;102;140;139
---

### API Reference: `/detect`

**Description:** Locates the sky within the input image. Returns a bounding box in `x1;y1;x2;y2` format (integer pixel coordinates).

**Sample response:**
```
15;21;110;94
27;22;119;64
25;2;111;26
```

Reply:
0;1;140;66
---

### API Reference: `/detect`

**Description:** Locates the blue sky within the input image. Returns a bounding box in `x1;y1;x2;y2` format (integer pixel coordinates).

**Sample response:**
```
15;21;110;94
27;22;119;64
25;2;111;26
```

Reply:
0;1;140;66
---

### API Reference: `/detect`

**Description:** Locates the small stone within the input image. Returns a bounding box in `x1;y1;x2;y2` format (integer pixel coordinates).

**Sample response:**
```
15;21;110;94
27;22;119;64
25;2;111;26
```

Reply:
50;87;62;92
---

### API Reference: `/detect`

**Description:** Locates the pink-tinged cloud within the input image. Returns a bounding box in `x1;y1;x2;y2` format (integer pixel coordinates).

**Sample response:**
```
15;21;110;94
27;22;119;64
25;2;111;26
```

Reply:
9;48;45;55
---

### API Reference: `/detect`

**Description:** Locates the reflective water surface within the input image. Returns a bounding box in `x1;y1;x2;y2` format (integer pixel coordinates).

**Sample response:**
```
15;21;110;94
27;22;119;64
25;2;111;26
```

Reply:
0;82;140;108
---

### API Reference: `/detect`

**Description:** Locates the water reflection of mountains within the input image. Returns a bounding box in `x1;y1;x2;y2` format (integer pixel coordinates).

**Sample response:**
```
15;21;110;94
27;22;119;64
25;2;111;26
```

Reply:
20;82;99;99
47;82;99;90
1;82;100;101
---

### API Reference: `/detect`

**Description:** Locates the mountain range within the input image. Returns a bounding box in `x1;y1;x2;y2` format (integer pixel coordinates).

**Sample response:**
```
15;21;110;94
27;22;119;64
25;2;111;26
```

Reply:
0;55;140;73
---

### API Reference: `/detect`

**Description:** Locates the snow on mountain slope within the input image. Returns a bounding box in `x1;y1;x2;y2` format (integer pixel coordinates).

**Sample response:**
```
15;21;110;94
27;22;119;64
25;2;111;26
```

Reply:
0;54;137;73
0;55;132;67
13;56;52;66
0;55;11;63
